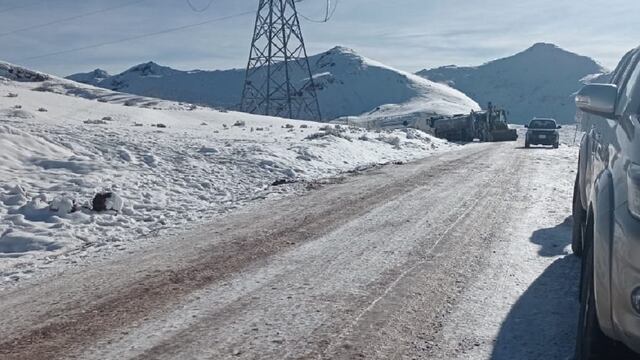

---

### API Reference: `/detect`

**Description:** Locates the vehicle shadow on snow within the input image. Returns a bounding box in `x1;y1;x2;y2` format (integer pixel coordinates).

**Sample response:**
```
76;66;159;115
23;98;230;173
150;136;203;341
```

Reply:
490;219;580;360
530;216;573;257
514;146;557;150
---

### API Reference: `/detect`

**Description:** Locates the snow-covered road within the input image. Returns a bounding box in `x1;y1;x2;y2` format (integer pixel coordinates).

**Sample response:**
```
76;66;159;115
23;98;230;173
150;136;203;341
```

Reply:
0;134;581;360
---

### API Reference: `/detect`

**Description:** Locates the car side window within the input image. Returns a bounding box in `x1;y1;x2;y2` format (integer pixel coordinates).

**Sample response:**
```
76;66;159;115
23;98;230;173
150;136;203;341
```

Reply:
612;49;636;86
616;53;640;115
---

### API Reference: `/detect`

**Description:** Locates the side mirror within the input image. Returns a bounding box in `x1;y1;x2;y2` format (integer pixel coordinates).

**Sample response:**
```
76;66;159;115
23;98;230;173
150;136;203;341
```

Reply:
524;124;529;128
557;125;562;129
575;84;618;119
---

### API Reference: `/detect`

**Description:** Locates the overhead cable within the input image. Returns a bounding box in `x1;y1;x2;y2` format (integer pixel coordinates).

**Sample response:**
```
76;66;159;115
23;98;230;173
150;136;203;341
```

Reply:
186;0;215;12
298;0;339;23
0;0;40;14
0;0;147;38
15;10;255;62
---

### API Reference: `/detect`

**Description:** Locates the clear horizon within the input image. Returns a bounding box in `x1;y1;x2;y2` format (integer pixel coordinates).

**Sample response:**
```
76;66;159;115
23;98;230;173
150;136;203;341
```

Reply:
1;0;637;76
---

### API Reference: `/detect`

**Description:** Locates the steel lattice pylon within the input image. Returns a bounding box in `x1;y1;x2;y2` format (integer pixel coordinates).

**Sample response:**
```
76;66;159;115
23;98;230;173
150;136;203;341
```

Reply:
240;0;322;120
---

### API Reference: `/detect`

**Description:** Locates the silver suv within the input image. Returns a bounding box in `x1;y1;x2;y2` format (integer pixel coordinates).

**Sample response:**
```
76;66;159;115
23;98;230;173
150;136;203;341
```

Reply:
573;46;640;358
524;118;561;148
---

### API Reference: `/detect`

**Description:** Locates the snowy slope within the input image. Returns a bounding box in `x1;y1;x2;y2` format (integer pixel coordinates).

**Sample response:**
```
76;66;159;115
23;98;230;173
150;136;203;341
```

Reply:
312;47;480;127
0;61;456;285
67;47;480;123
66;68;110;85
69;62;245;110
417;43;606;124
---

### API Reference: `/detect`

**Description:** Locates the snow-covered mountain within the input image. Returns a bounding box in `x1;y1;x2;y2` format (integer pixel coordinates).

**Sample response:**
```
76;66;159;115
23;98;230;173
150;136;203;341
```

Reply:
66;68;110;84
67;47;480;123
417;43;606;124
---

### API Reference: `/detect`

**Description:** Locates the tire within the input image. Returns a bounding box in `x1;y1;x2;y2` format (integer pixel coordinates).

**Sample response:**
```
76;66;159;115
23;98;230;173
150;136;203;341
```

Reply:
554;142;559;149
480;130;488;142
464;130;473;142
572;174;585;257
575;223;616;359
525;140;530;148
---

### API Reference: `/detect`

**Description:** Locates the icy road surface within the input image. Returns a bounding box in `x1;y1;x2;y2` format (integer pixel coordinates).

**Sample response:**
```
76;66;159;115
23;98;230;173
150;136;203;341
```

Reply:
0;135;581;359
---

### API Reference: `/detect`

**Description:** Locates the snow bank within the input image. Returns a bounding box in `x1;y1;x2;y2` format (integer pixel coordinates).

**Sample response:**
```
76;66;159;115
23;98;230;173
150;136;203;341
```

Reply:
0;231;61;256
0;124;74;171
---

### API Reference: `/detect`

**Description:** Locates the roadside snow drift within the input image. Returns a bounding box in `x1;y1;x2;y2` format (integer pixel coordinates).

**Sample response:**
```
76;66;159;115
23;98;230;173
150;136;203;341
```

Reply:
0;61;456;284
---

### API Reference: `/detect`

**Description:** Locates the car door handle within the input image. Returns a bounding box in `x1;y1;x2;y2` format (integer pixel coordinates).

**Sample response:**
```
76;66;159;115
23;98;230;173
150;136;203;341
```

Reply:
593;132;602;141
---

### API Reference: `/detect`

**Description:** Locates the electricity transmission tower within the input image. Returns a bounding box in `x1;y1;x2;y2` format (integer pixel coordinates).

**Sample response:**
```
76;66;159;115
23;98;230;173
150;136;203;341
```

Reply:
240;0;322;120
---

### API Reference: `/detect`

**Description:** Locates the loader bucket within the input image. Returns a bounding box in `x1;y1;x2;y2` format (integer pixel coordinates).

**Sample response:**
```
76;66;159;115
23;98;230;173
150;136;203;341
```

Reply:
489;129;518;142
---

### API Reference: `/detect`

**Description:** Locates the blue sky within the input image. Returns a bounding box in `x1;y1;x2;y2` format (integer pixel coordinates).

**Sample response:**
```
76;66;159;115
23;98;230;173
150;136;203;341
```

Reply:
1;0;638;76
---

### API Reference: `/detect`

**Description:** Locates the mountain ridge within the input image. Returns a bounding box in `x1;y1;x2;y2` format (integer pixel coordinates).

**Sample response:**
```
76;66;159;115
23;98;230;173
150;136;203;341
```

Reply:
417;43;607;124
67;46;480;123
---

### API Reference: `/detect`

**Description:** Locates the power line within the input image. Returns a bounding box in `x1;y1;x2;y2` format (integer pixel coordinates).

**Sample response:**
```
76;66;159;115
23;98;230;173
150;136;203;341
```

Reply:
185;0;215;12
0;0;146;38
14;10;255;63
298;0;339;23
0;0;40;14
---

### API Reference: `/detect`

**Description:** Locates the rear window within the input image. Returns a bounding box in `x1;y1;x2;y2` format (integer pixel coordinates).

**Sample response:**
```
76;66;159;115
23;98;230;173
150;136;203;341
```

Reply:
529;120;556;129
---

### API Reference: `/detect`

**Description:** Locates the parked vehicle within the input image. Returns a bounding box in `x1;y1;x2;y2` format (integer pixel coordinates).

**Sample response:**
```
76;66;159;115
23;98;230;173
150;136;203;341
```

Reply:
573;46;640;359
524;118;561;148
427;102;518;142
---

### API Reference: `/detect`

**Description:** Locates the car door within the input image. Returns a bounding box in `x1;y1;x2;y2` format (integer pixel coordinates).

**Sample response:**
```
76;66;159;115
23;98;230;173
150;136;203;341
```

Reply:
609;51;640;336
607;50;640;168
612;51;640;197
586;50;640;201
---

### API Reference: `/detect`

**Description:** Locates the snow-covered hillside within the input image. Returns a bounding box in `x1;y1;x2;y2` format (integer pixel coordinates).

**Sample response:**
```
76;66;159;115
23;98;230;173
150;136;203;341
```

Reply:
0;61;456;285
66;68;110;85
417;43;606;124
68;47;480;124
68;62;245;110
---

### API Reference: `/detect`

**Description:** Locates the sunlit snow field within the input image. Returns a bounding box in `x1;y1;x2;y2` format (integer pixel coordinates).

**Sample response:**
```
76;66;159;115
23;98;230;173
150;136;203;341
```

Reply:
0;63;457;285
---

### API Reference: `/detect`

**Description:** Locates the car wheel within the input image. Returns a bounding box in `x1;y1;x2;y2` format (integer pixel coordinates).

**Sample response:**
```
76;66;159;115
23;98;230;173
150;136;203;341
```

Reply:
575;226;616;359
525;140;530;148
572;175;584;257
554;142;559;149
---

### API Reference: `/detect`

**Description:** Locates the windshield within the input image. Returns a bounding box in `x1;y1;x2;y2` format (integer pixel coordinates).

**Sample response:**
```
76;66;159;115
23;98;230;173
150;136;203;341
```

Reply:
529;120;556;129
